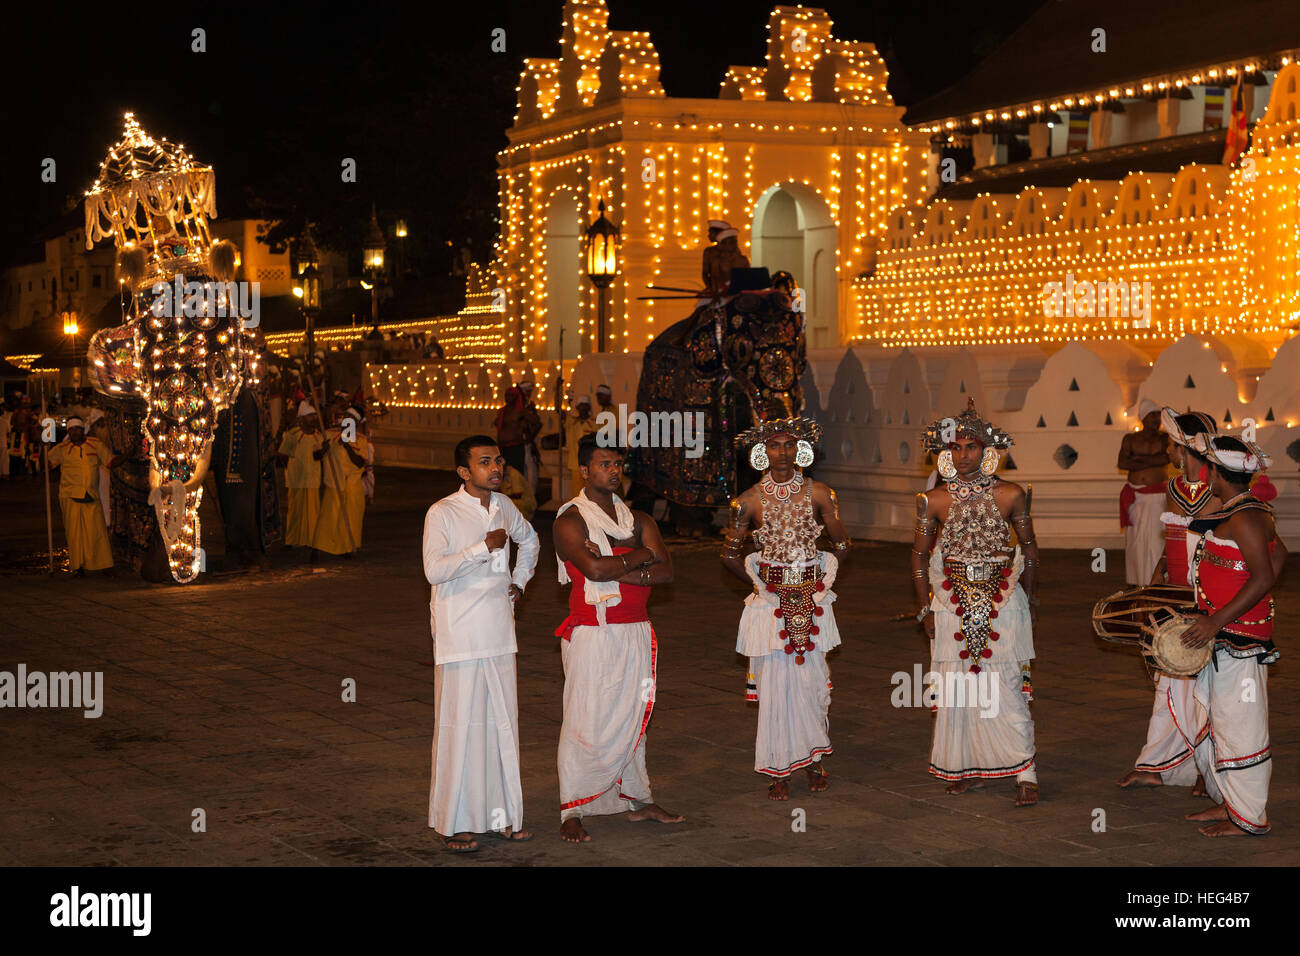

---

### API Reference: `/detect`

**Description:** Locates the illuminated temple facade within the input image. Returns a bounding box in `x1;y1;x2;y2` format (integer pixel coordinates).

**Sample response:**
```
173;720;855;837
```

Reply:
365;1;1300;546
477;0;927;359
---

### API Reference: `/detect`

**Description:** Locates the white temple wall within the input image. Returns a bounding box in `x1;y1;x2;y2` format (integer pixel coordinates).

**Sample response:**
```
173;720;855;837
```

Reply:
367;335;1297;547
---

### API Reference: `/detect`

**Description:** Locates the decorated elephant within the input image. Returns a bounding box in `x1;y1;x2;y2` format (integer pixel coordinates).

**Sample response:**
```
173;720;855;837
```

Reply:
84;113;261;583
629;270;806;509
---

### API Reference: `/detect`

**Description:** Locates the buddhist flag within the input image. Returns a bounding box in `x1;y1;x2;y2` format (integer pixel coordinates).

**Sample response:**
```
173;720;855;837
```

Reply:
1067;112;1090;153
1223;76;1249;166
1203;86;1226;129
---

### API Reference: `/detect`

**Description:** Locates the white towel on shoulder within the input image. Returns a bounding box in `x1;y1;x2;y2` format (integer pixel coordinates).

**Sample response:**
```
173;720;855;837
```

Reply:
556;489;636;624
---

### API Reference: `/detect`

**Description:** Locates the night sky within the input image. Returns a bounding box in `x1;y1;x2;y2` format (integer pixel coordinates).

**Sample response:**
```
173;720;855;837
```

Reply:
3;0;1044;273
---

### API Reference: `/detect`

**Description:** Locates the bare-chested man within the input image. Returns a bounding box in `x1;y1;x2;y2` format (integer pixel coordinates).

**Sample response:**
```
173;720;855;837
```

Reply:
553;435;684;843
721;416;851;800
1118;398;1172;585
913;402;1040;807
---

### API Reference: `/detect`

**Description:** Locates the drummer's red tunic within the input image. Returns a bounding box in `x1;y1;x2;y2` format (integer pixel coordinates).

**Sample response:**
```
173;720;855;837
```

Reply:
555;546;651;640
1193;534;1276;657
1164;521;1190;585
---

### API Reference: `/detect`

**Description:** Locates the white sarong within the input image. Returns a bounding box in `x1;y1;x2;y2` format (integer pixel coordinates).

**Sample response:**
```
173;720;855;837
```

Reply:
736;552;839;776
1133;672;1199;785
927;565;1036;783
751;649;832;775
1124;484;1165;585
428;653;524;837
1192;652;1271;833
558;621;656;820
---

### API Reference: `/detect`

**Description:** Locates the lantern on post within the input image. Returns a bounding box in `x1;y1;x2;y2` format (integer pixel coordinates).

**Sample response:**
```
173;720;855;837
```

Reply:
363;204;386;325
585;199;619;353
294;223;321;363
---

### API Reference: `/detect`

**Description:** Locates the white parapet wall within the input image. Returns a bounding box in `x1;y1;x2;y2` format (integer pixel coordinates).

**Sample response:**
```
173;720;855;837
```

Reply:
367;333;1299;546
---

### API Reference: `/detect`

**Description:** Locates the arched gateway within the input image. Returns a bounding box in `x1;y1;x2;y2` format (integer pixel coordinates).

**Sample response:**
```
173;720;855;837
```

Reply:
751;183;838;348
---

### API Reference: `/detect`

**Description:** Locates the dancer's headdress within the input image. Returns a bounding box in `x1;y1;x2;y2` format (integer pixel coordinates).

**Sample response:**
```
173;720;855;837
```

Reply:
1160;407;1218;447
921;398;1012;455
1189;434;1272;474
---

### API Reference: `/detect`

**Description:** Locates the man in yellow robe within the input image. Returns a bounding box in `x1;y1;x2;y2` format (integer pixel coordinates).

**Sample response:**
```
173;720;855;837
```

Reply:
312;408;369;557
565;395;599;501
47;417;120;574
277;401;323;548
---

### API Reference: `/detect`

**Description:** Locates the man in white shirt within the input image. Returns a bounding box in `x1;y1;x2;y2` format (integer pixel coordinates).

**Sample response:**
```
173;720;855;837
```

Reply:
424;434;541;852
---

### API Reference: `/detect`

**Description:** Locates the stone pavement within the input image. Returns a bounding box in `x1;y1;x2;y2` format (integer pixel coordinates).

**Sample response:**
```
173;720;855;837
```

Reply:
1;466;1296;867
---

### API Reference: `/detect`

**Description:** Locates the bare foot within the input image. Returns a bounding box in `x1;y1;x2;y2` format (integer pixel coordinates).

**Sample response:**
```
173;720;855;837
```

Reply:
559;818;590;843
442;832;478;852
1015;782;1039;807
768;778;790;801
1117;770;1163;789
945;780;985;795
806;764;829;793
1199;820;1248;837
1186;803;1229;822
627;803;685;824
1191;774;1208;798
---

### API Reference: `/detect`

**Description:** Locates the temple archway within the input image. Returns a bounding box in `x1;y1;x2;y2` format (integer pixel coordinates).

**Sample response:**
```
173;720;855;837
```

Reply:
751;182;837;348
544;189;583;359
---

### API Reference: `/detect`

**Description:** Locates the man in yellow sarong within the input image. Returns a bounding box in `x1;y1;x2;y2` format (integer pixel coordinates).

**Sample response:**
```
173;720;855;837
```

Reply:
277;401;323;548
312;407;369;558
47;417;121;575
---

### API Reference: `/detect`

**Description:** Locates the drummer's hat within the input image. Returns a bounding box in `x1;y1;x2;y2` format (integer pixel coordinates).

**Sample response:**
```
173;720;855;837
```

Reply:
1161;406;1218;447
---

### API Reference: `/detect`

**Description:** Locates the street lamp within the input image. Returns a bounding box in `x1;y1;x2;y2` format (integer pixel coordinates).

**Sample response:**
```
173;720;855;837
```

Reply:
585;199;619;353
364;204;386;326
62;312;80;387
294;223;321;366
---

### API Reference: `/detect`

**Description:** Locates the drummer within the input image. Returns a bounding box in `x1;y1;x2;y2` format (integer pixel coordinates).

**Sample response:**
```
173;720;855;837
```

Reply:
1117;409;1217;793
1181;434;1287;836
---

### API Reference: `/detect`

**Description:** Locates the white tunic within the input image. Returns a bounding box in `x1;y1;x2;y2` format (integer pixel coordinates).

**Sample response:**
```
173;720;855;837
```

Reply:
422;486;540;665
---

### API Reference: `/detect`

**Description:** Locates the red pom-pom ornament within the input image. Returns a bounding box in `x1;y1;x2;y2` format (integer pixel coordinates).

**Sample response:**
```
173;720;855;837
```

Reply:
813;606;824;616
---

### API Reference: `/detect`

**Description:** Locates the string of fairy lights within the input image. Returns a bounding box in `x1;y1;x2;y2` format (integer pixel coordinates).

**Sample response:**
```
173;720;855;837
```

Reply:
853;64;1300;352
350;4;1299;416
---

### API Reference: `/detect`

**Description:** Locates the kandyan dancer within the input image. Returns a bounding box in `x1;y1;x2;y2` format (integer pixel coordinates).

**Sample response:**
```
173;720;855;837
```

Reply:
1181;434;1287;837
912;402;1040;807
1117;408;1218;793
721;415;851;801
